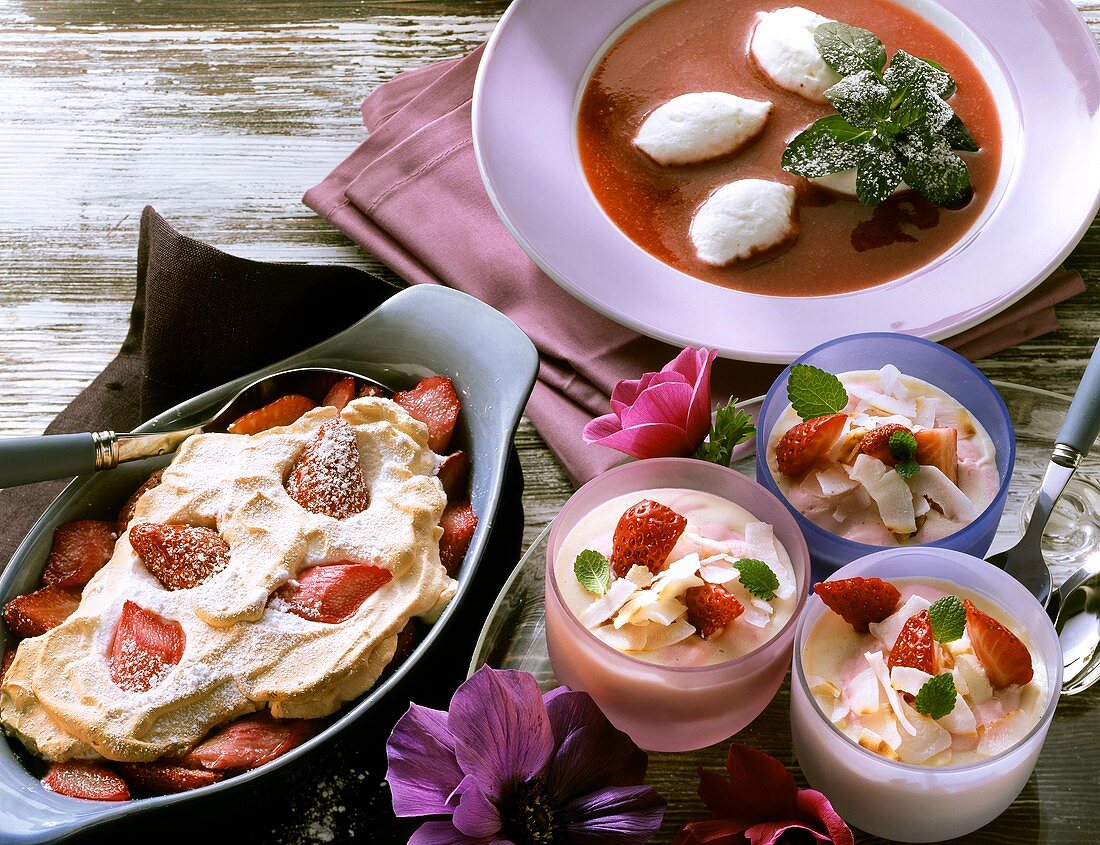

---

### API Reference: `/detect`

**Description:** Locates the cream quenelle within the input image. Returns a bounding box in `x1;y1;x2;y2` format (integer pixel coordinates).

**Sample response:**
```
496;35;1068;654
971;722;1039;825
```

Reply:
767;364;999;546
554;488;797;666
804;576;1048;767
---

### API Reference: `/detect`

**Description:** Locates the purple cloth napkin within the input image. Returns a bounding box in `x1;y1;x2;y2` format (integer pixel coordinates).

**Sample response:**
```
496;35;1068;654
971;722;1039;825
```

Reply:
304;47;1084;486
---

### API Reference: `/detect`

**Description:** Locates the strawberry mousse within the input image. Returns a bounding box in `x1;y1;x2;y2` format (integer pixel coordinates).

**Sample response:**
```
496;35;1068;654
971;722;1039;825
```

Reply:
766;364;1000;546
803;576;1049;766
554;488;798;666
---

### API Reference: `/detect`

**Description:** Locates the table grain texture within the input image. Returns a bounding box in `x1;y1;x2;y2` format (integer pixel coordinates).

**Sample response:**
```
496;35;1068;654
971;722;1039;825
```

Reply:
0;1;1097;843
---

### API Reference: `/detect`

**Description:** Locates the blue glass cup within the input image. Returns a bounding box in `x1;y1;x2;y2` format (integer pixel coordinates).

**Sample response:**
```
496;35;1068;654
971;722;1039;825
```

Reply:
755;332;1015;581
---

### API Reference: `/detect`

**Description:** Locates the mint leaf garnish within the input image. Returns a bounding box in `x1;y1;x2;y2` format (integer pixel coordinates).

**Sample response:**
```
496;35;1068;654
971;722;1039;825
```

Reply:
574;550;611;596
694;398;756;466
787;364;848;421
733;558;779;601
928;595;966;643
782;26;978;208
913;673;957;719
888;429;921;479
815;22;887;76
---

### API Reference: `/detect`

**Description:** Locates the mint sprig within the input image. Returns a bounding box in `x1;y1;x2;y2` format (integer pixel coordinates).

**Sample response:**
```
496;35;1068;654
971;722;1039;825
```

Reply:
928;595;966;643
574;550;611;596
888;429;920;479
781;23;978;207
787;364;848;421
733;558;779;602
913;672;957;720
694;398;756;466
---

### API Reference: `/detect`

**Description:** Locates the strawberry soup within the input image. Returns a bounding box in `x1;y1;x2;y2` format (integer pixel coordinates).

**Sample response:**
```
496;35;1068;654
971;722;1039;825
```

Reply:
577;0;1002;296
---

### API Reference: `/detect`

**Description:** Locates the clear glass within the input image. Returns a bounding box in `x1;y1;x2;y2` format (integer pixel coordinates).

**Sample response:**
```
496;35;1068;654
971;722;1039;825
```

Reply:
755;332;1016;581
544;457;810;752
791;547;1062;842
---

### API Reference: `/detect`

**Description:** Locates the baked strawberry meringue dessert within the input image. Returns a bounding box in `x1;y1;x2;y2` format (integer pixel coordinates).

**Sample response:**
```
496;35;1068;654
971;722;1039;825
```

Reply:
0;375;478;802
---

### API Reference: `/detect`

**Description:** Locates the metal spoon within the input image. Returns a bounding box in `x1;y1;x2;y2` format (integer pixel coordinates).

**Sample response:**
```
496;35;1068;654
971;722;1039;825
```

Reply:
987;339;1100;612
0;367;382;489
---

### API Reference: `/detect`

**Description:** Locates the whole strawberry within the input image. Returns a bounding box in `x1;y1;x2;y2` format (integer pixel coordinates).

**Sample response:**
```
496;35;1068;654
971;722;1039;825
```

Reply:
813;577;901;633
610;499;687;577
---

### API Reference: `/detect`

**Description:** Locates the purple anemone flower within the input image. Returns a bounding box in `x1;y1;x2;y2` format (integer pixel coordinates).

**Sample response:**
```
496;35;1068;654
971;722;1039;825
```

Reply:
386;666;666;844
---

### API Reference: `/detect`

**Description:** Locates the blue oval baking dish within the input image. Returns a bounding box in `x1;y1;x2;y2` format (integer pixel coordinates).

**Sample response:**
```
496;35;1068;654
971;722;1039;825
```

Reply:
0;284;539;844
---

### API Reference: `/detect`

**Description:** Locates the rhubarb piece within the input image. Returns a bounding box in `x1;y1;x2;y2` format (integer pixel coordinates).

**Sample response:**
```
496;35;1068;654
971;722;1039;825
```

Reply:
276;562;392;624
393;376;461;452
180;712;316;771
117;762;223;795
117;469;164;532
3;585;80;638
439;501;477;577
227;394;316;435
436;451;470;500
108;601;186;693
41;520;117;589
321;377;357;411
43;761;130;802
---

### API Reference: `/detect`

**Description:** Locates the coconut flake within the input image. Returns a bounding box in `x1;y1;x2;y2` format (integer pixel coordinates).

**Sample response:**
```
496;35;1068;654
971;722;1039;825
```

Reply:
846;383;918;418
848;454;917;534
868;594;932;650
579;577;638;629
744;521;795;600
895;700;952;763
907;466;977;522
865;650;917;736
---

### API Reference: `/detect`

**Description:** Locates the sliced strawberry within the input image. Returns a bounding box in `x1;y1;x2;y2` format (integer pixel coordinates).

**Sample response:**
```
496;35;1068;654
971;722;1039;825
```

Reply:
393;376;461;453
964;599;1033;688
129;523;230;591
180;712;316;771
916;428;958;484
4;585;80;638
108;600;186;693
116;762;222;795
117;469;164;532
685;583;744;639
859;423;911;466
227;394;316;436
41;520;117;590
813;577;901;633
1;645;16;682
286;419;369;520
437;451;470;500
888;609;936;675
610;499;687;577
357;384;383;399
776;413;847;477
439;501;478;578
321;377;357;411
276;562;392;624
43;760;130;802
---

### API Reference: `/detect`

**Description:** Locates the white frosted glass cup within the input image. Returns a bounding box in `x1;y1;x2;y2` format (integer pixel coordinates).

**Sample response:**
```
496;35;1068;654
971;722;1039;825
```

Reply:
545;458;810;752
791;548;1062;842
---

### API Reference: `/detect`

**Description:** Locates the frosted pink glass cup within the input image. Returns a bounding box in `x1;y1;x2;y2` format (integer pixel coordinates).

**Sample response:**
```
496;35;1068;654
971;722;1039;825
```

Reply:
791;547;1062;842
545;458;810;752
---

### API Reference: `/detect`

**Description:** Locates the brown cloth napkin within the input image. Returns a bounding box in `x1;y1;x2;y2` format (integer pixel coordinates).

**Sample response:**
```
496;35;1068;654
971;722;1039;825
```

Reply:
304;46;1085;487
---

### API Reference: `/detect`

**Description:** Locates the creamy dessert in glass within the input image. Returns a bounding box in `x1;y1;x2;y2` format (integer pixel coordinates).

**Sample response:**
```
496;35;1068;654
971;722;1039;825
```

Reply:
791;548;1061;842
545;458;810;752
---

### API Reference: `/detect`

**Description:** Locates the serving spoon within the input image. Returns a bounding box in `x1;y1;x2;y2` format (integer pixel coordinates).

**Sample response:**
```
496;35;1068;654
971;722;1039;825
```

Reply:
0;367;383;489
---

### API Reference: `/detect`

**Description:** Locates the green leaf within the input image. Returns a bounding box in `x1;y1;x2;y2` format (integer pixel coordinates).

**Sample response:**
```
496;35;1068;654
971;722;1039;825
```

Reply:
855;138;906;206
781;117;868;179
940;114;979;152
574;549;611;596
928;595;967;643
895;460;921;479
733;558;779;601
888;429;918;462
694;398;756;467
913;673;958;720
824;70;891;129
900;128;973;207
787;364;849;420
814;22;887;76
885;50;956;99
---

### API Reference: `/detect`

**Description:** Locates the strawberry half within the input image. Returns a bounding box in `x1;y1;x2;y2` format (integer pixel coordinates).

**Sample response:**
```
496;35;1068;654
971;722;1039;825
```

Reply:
41;520;117;590
437;451;470;500
439;501;478;577
108;600;186;693
963;599;1033;688
4;585;80;638
321;377;357;411
813;577;901;633
180;712;316;771
43;760;130;802
776;413;847;477
117;469;164;532
276;562;392;624
888;609;936;675
116;762;222;795
859;423;911;466
916;428;958;484
227;394;316;436
610;499;687;577
286;419;369;520
685;583;744;639
129;523;230;591
394;376;461;453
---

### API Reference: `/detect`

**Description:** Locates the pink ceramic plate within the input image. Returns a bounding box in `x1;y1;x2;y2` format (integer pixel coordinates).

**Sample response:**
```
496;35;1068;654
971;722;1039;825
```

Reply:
472;0;1100;363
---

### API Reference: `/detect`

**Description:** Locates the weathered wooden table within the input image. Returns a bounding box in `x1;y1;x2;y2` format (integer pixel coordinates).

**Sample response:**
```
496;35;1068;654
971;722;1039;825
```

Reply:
0;1;1097;843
